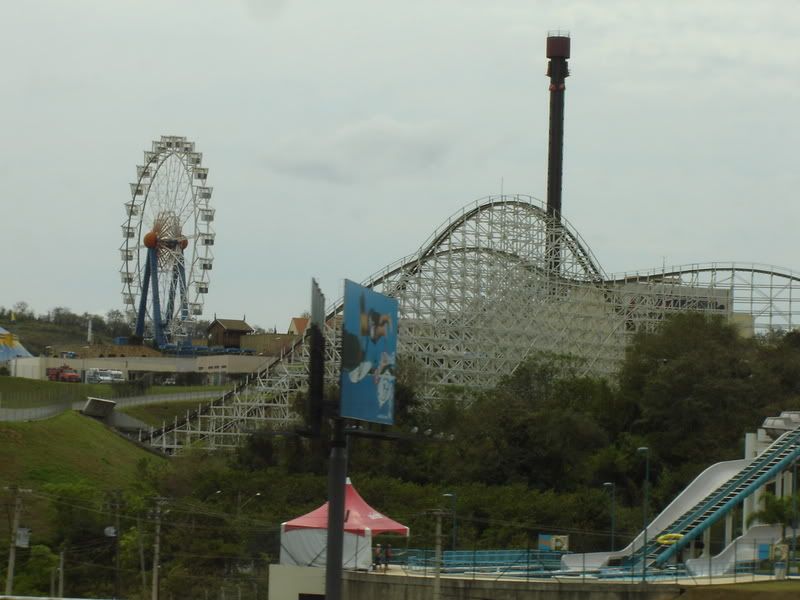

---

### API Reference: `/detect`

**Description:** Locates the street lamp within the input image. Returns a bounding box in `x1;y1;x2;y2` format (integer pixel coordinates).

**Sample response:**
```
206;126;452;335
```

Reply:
603;482;616;552
239;492;262;514
442;493;457;551
215;490;263;516
236;492;261;517
637;447;650;583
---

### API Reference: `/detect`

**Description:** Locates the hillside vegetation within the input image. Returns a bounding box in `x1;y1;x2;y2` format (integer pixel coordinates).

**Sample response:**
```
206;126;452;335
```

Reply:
0;411;163;547
0;302;209;356
0;411;161;488
1;303;132;355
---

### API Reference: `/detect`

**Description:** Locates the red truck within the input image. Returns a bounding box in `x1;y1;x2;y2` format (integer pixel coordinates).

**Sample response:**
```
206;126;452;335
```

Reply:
46;365;81;383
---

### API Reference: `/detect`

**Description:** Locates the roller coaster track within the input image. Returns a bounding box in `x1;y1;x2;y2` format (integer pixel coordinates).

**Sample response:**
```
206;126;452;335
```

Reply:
143;195;800;453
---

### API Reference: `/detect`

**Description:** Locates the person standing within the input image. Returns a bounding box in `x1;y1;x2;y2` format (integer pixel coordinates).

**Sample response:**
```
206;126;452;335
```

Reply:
373;544;382;571
383;544;393;572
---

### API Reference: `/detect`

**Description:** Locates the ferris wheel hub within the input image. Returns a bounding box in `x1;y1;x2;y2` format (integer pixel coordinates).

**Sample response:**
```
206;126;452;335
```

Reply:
143;231;159;249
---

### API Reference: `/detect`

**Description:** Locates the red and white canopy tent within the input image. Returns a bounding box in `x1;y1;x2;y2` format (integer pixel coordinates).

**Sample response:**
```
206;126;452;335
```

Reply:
279;478;409;570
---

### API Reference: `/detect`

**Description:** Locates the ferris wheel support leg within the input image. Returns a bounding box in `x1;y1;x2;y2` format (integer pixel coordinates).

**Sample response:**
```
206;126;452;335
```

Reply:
135;254;152;338
177;259;188;321
165;263;179;332
149;249;167;347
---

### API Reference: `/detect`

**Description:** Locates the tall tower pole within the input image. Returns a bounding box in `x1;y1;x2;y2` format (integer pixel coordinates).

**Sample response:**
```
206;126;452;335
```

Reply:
546;32;570;220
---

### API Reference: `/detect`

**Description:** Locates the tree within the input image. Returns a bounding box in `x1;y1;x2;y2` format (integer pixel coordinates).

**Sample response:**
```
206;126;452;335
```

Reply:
618;314;762;472
11;545;59;597
12;301;32;320
746;492;796;541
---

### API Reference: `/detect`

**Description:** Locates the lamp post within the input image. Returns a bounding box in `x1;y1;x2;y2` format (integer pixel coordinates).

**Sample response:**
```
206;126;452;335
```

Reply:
215;490;262;517
793;457;797;572
603;482;616;552
442;493;457;551
637;447;650;583
238;492;262;515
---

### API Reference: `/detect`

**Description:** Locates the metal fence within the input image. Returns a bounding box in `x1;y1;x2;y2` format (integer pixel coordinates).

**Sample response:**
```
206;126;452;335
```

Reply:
390;539;796;585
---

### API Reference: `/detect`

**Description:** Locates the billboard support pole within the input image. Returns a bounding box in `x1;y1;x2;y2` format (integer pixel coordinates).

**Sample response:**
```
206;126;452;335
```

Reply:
325;417;347;600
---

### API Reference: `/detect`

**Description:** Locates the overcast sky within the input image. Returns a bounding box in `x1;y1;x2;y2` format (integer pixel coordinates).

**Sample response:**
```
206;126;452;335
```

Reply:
2;1;799;331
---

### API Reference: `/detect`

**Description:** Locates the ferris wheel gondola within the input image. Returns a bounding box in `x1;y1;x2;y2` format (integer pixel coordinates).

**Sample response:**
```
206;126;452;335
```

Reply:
119;135;215;346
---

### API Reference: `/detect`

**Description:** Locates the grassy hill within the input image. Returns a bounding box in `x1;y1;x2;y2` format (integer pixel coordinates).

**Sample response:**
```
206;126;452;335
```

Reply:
0;410;161;487
0;318;108;357
120;400;210;427
0;410;165;538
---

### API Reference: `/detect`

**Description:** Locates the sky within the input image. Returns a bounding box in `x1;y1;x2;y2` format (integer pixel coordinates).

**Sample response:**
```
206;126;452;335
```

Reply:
2;1;799;332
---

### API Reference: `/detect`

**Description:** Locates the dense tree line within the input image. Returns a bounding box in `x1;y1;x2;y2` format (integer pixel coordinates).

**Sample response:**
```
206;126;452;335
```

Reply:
0;302;213;354
4;314;800;597
1;302;126;335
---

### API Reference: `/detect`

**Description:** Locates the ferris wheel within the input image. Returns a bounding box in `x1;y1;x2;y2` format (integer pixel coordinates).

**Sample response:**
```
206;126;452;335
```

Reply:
120;135;215;346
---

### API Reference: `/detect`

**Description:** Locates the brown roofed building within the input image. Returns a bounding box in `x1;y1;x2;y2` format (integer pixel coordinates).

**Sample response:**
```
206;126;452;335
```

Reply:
207;319;254;348
288;317;309;335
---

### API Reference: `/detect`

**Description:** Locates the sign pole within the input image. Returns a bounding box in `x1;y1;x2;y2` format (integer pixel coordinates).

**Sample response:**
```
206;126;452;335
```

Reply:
325;417;347;600
325;279;399;599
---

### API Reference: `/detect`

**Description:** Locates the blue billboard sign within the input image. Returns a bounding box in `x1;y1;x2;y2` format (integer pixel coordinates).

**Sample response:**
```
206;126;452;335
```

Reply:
339;280;398;425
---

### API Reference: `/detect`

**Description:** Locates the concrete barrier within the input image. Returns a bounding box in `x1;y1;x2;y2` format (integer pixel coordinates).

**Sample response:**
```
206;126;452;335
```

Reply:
342;571;683;600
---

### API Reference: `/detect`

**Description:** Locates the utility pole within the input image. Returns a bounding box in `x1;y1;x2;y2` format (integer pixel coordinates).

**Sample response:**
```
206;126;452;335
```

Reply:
58;549;64;598
152;498;166;600
138;515;147;598
4;486;30;596
5;486;22;596
113;491;122;599
432;510;444;600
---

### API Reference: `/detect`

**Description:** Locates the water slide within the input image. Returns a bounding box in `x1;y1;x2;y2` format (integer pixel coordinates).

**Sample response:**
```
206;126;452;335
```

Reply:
561;458;748;571
685;524;782;577
564;425;800;572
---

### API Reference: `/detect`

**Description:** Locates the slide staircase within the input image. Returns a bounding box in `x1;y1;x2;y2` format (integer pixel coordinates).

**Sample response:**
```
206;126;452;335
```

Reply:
628;426;800;570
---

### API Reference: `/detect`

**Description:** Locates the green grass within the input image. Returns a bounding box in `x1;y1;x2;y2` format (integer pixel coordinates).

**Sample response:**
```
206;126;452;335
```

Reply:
121;400;211;427
0;376;227;408
0;410;165;538
146;384;227;396
0;411;161;486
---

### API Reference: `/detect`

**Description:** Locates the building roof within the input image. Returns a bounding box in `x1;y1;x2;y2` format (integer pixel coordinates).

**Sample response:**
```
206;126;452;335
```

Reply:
282;479;409;536
208;319;253;333
0;326;32;362
288;317;309;335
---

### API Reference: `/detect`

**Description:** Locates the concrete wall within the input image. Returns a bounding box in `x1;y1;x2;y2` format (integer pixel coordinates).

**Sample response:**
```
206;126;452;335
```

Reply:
342;572;683;600
268;565;324;600
9;355;270;380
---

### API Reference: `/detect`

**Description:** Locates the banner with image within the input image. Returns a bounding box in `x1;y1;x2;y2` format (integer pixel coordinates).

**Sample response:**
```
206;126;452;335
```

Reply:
339;280;398;425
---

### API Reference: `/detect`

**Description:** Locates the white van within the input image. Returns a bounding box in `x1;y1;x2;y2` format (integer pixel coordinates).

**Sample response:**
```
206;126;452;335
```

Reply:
86;368;125;384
